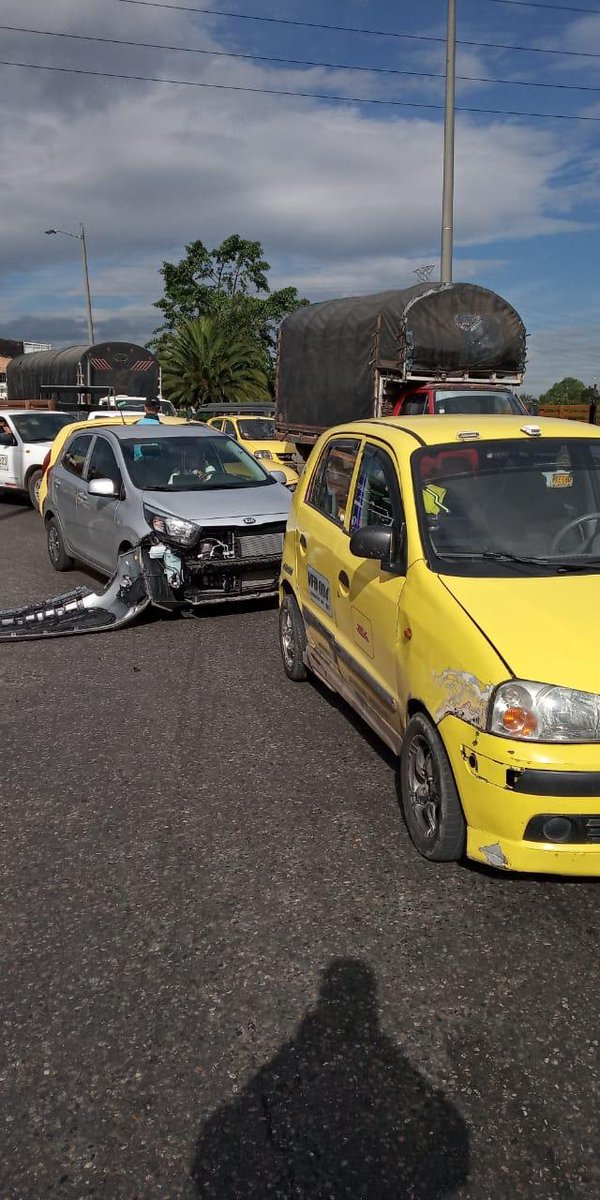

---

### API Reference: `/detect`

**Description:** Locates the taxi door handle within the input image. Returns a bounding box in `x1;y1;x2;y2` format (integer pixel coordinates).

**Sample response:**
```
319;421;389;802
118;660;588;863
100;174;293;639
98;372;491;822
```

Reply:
299;533;307;552
338;570;350;595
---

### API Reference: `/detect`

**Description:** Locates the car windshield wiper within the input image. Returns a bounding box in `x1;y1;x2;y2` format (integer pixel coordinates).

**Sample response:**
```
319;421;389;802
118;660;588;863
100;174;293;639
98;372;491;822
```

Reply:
438;549;600;573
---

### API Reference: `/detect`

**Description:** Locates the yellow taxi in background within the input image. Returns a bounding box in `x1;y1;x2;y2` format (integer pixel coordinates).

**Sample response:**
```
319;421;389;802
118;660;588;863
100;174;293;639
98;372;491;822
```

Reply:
37;414;191;513
206;413;299;488
279;414;600;876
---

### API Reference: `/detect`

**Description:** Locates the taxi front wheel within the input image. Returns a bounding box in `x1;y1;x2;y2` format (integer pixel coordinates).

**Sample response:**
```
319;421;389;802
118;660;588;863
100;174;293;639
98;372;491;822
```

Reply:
279;594;307;682
399;714;466;861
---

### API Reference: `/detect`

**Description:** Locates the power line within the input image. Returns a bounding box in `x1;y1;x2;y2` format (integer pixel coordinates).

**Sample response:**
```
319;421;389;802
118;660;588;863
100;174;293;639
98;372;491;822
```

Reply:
116;0;600;58
5;23;600;94
486;0;600;13
3;56;600;120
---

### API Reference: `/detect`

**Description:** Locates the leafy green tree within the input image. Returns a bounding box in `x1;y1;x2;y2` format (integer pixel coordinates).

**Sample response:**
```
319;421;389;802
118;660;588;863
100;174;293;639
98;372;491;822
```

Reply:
152;235;307;373
158;316;271;409
538;377;596;406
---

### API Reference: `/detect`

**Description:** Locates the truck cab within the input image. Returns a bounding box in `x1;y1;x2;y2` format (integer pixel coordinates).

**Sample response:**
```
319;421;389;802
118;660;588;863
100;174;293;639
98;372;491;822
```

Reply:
393;385;528;418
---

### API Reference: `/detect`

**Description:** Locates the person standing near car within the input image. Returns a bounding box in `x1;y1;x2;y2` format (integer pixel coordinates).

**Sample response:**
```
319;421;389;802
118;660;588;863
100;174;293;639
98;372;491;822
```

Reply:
137;398;161;425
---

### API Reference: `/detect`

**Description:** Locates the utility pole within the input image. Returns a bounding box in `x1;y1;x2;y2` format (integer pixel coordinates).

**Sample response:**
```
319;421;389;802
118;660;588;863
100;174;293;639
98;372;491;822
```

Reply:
79;224;95;346
440;0;457;284
44;223;95;344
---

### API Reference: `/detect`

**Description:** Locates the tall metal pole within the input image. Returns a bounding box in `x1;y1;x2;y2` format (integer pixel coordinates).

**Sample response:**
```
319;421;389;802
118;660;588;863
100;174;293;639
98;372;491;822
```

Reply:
79;223;95;345
440;0;457;284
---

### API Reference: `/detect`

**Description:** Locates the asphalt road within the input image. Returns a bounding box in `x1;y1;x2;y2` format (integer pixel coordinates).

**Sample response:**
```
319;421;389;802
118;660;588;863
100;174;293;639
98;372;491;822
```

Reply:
1;493;599;1200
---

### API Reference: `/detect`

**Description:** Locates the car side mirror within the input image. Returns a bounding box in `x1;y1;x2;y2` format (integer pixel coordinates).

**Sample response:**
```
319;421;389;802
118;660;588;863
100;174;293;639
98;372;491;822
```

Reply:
270;469;287;484
349;524;406;573
88;477;118;497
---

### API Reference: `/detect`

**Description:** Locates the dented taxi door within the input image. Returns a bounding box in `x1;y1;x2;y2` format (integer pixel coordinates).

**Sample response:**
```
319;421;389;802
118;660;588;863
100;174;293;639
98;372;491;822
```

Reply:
296;436;361;684
332;440;407;749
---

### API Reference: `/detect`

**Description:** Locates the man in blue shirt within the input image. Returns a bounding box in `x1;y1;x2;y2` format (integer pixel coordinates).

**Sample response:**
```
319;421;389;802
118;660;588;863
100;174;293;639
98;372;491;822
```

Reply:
137;398;161;425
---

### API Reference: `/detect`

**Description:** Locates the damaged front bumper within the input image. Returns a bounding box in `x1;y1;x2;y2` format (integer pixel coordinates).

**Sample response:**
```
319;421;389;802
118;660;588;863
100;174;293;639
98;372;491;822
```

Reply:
441;715;600;875
0;524;284;640
0;547;150;641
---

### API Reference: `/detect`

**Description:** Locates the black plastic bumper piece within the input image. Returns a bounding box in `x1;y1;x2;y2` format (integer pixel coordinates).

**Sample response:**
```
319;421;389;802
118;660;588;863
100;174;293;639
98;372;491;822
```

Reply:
508;769;600;797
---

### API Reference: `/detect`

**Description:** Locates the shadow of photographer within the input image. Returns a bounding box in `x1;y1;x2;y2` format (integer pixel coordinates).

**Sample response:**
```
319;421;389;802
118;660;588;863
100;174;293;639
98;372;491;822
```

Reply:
188;958;469;1198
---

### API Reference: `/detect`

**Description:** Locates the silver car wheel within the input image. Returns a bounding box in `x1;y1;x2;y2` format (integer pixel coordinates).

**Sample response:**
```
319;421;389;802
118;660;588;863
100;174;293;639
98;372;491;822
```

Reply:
406;734;439;840
48;525;60;564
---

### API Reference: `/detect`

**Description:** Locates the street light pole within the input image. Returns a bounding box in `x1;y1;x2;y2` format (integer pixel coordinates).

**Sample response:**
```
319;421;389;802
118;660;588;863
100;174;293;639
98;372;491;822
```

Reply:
44;223;95;345
78;223;95;346
440;0;457;284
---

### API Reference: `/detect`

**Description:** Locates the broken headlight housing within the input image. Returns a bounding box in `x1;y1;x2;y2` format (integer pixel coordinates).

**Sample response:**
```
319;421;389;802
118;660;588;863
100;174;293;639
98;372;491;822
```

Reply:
489;680;600;743
144;505;200;547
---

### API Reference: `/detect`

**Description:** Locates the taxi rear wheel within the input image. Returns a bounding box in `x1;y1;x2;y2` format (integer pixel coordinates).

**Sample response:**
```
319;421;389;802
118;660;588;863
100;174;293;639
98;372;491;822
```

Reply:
399;713;465;861
279;593;307;682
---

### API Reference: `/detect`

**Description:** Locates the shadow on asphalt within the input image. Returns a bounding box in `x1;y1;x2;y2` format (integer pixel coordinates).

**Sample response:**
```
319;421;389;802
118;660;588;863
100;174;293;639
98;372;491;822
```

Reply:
186;959;470;1198
0;504;31;521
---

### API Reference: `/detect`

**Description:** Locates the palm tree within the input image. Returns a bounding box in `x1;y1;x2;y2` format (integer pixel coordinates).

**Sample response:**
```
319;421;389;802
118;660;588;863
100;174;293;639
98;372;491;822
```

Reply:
158;316;271;409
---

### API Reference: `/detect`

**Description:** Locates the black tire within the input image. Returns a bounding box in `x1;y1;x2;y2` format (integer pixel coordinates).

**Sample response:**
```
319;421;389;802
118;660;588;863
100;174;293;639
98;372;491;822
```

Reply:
279;593;307;681
27;469;43;509
46;516;74;572
398;713;466;862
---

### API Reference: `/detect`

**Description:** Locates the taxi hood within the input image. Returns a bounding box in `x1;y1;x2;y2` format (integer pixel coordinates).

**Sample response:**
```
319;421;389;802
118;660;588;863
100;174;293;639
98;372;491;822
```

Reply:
441;573;600;692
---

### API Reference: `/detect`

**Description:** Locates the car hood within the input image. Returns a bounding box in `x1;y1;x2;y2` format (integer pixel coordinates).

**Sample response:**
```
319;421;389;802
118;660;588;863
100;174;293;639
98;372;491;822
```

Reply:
142;481;291;525
441;572;600;692
247;439;295;456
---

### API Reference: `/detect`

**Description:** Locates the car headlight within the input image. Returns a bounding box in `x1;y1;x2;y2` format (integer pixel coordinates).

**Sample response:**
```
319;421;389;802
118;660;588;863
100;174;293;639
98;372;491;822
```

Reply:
143;506;199;546
489;680;600;742
254;450;273;460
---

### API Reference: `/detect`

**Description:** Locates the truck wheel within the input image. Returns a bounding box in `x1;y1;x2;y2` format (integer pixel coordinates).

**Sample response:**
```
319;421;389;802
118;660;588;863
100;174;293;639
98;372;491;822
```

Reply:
399;713;465;861
27;469;43;509
47;517;74;572
279;593;307;681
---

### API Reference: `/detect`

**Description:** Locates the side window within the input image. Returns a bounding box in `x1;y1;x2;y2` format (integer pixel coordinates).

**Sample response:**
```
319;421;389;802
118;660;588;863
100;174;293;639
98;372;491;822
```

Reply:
87;438;123;489
308;438;360;526
223;420;236;437
210;419;223;431
62;434;93;478
403;395;428;416
351;443;403;531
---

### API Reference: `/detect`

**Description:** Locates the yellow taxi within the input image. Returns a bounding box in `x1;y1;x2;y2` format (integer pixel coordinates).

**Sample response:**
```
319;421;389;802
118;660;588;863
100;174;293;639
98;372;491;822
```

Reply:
37;414;191;512
206;413;299;488
278;414;600;875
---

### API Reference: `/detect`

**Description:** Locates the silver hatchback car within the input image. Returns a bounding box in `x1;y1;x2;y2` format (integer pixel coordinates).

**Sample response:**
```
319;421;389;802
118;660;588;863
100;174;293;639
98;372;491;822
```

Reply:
43;423;292;607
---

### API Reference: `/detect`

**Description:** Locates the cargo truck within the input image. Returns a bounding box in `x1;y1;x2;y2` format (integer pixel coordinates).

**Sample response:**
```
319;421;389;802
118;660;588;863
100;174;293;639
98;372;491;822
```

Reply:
275;282;528;454
7;341;160;407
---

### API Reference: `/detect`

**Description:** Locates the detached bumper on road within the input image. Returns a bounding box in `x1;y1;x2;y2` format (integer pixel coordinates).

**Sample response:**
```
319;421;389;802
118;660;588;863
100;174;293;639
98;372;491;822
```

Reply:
0;548;149;641
442;716;600;875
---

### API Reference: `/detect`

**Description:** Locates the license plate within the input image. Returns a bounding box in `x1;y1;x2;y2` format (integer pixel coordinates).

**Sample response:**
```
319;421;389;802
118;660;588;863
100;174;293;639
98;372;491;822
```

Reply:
0;454;8;470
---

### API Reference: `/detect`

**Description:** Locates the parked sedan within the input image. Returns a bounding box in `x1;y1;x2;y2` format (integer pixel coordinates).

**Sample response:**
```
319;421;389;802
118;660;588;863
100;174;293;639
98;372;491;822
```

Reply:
42;423;292;607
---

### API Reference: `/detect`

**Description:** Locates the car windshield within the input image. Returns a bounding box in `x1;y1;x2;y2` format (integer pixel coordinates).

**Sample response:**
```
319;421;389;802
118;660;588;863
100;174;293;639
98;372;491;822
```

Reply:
414;437;600;576
10;412;76;442
120;434;273;490
433;391;525;415
237;418;276;440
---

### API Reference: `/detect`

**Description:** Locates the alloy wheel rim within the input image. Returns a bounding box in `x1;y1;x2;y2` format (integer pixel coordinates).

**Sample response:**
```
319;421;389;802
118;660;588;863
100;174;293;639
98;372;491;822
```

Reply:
33;478;42;505
407;734;439;840
280;608;295;667
48;527;60;562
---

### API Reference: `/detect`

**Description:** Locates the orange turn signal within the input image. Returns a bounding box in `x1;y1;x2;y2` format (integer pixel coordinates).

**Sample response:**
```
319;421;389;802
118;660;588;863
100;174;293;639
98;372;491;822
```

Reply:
501;706;538;736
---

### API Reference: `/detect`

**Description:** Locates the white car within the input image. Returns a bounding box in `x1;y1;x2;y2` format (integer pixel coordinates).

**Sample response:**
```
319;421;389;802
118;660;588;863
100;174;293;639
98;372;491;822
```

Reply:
0;409;77;506
86;396;177;420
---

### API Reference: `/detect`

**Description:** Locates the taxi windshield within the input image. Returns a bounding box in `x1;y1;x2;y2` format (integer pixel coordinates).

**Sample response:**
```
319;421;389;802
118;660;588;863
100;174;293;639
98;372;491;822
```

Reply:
120;434;272;490
237;418;275;440
413;437;600;576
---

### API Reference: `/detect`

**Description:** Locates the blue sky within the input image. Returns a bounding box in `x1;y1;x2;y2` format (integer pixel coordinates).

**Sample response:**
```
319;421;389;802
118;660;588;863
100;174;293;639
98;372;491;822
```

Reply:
0;0;599;393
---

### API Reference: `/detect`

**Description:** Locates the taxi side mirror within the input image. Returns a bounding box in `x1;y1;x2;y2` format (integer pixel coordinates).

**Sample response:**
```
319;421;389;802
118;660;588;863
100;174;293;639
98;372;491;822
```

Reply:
349;524;405;572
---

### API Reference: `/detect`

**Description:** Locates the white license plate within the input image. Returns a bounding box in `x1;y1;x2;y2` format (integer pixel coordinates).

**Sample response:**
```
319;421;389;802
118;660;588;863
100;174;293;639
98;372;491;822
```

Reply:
0;454;8;470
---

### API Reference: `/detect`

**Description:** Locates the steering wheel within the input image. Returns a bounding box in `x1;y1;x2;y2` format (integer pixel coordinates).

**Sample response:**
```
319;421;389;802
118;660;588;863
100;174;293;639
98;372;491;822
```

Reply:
551;511;600;554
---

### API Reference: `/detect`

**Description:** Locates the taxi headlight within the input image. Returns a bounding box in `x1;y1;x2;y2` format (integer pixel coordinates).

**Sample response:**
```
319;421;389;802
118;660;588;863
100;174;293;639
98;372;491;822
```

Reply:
254;450;273;460
489;680;600;742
